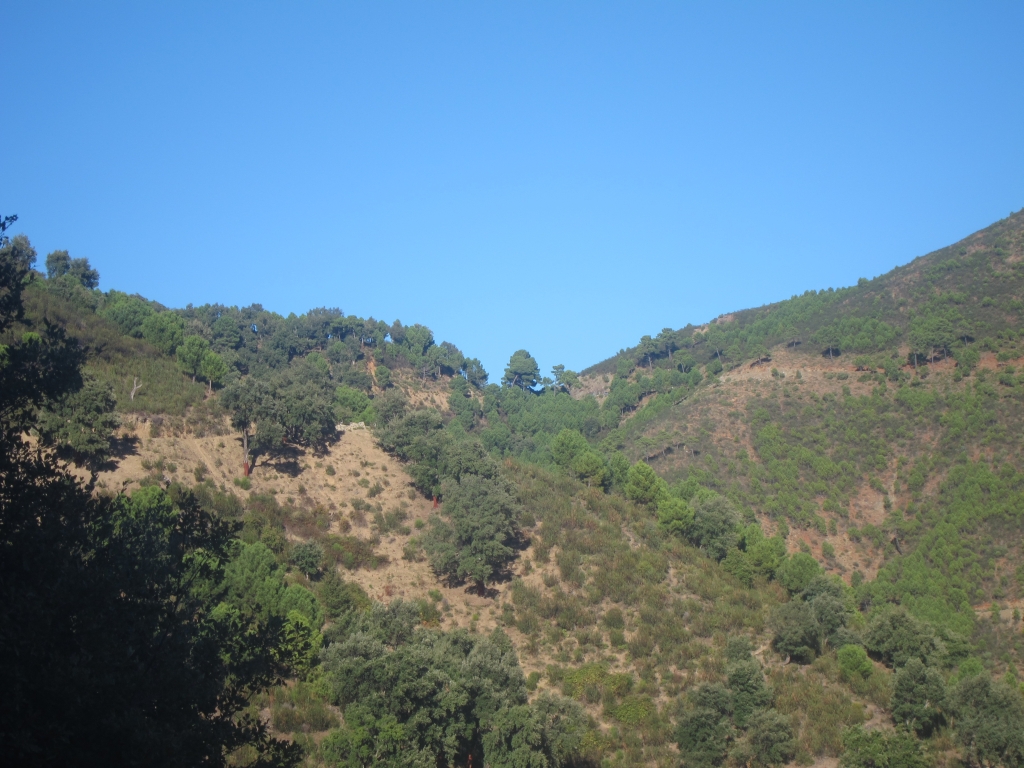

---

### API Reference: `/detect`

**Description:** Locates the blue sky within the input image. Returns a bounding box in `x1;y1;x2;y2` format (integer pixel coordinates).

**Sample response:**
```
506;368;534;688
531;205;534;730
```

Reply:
4;2;1023;380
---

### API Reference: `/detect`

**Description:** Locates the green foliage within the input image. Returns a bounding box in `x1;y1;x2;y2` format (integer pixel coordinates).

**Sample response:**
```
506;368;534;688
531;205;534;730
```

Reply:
837;644;873;680
423;473;520;589
864;608;946;668
624;461;665;505
675;684;734;768
141;310;186;355
200;349;228;391
176;334;210;381
891;658;946;736
503;349;541;391
102;290;153;336
321;612;585;767
771;576;854;663
36;374;118;468
949;673;1024;768
839;726;928;768
778;552;823;594
291;540;325;577
334;385;374;424
738;708;797;767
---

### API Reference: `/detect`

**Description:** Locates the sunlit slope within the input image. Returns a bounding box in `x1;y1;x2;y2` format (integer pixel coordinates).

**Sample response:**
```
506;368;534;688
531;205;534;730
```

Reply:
597;209;1024;631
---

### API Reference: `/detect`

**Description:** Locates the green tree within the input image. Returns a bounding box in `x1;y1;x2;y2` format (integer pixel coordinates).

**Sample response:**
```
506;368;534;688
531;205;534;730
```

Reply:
334;385;374;424
141;310;186;355
291;540;325;577
571;451;608;488
222;541;286;622
891;658;946;736
675;684;734;768
462;357;489;388
689;493;739;561
727;658;771;727
739;709;796;768
837;644;874;680
423;474;521;592
68;256;100;288
44;248;71;278
177;334;210;382
201;350;229;393
222;377;275;475
864;608;943;668
657;496;694;536
624;461;666;505
551;364;579;391
503;349;541;391
949;674;1024;768
102;291;152;336
550;428;589;469
36;375;118;469
777;552;823;594
770;600;819;663
839;726;928;768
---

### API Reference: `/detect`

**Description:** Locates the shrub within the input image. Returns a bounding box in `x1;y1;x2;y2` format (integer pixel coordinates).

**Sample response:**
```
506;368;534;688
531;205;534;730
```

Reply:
837;645;873;680
291;541;324;577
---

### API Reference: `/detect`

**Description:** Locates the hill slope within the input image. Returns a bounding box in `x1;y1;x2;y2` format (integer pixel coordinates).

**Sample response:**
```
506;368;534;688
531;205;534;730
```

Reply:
8;210;1024;768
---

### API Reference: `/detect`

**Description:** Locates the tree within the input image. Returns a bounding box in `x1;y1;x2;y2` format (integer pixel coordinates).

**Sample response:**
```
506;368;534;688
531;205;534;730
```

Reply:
0;243;301;768
550;428;589;469
291;540;325;577
68;256;100;288
551;364;579;391
177;334;210;381
484;695;586;768
334;385;374;424
727;658;771;727
102;291;153;336
571;451;608;488
201;350;229;393
689;493;739;561
837;644;874;681
44;248;71;278
141;311;186;355
891;658;946;736
637;335;658;368
36;375;118;470
657;496;694;537
222;377;275;475
502;349;540;391
624;461;666;505
839;726;928;768
949;674;1024;768
777;553;822;594
460;357;488;388
423;474;520;592
864;608;943;668
770;601;819;663
675;684;734;768
740;709;796;767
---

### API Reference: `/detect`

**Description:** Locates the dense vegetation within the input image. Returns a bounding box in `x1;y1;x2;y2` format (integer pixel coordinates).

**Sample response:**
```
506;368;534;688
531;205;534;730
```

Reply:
5;208;1024;767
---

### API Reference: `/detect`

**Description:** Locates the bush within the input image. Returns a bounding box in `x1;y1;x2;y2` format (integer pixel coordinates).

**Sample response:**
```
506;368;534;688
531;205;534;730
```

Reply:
837;645;873;680
291;541;324;577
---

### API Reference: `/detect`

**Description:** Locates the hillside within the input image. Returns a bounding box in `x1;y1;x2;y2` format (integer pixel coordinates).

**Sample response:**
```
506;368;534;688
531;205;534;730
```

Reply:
5;211;1024;768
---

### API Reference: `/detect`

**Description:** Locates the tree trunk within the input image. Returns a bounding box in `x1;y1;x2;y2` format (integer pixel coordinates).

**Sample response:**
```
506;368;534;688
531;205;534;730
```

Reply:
242;431;251;476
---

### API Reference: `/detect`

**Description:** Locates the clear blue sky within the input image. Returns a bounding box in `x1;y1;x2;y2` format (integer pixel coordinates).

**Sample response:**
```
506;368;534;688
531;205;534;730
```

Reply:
5;2;1023;380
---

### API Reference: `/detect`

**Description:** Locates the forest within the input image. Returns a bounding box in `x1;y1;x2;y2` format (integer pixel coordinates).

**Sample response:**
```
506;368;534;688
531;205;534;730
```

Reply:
3;208;1024;768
